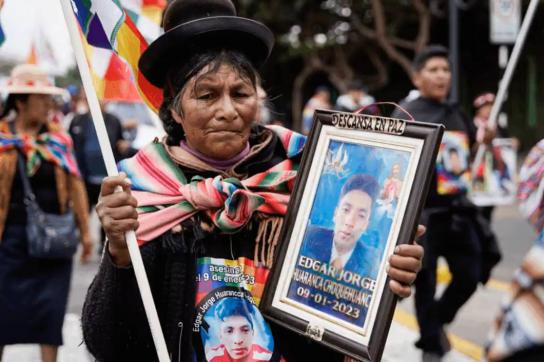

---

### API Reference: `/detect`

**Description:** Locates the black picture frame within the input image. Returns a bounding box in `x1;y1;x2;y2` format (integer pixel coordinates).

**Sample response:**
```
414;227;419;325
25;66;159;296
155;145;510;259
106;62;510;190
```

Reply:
261;110;444;362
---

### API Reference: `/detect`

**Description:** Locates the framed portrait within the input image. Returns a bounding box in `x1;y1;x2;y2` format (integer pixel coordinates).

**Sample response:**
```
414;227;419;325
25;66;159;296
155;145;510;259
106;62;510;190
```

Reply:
261;110;443;361
469;138;518;206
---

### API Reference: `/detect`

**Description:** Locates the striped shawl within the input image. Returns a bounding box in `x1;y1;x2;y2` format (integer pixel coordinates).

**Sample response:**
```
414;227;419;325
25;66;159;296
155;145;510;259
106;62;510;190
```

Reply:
118;125;306;244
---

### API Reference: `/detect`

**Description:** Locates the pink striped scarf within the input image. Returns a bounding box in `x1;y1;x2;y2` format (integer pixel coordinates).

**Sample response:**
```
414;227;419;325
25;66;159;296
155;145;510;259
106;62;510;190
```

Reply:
0;123;80;177
118;126;306;244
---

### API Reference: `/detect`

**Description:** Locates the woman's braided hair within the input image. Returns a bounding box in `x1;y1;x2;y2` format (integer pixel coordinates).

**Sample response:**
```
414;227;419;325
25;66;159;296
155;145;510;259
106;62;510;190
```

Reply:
159;49;260;146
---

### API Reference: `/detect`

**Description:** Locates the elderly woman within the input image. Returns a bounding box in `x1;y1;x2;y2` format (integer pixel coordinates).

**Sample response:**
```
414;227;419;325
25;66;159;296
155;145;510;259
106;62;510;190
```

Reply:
82;1;424;361
0;64;92;362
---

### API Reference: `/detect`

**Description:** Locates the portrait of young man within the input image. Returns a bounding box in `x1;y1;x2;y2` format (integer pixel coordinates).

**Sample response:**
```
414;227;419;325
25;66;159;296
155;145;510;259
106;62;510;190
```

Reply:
281;134;416;331
284;173;384;326
205;297;274;362
300;173;381;279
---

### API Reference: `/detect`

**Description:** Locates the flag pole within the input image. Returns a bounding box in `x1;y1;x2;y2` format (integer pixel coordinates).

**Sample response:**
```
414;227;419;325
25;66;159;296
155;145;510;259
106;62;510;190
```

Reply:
471;0;538;186
58;1;170;361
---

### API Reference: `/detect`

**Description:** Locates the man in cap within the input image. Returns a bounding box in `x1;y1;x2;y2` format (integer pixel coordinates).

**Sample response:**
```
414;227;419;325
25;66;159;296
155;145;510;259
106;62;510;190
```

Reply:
392;45;500;361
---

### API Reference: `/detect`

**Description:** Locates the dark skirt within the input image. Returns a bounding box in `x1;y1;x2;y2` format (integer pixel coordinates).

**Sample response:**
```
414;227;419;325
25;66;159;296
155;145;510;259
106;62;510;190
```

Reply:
0;224;73;346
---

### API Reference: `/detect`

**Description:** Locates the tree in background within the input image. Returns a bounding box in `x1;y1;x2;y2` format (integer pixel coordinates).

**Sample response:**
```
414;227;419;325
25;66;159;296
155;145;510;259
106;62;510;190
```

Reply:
235;0;436;129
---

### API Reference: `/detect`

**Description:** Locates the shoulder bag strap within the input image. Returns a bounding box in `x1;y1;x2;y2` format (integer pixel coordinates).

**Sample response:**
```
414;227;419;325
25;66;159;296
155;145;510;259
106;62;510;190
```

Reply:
8;121;37;202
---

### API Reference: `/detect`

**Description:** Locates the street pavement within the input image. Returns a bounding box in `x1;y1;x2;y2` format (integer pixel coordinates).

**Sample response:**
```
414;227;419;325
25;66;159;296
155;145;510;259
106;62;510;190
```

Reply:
1;205;535;361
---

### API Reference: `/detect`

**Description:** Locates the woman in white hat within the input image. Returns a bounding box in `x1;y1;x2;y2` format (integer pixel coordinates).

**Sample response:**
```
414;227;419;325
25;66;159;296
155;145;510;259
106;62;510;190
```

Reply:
82;1;424;361
0;64;92;362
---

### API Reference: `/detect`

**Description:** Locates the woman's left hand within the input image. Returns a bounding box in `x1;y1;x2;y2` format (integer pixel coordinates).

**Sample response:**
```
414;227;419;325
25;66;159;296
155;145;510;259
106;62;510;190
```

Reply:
80;237;93;263
386;225;425;298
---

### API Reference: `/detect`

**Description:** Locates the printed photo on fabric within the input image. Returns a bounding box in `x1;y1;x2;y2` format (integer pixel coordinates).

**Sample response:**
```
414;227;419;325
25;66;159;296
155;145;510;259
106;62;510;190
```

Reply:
285;140;410;328
470;138;518;206
436;131;471;195
193;257;278;362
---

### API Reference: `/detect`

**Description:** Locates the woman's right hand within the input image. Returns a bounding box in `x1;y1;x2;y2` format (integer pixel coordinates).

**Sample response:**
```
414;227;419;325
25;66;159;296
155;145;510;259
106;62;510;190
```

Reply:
96;173;139;267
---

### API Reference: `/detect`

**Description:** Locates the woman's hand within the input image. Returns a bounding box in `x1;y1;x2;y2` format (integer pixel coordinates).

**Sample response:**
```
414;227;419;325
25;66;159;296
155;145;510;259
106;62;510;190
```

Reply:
80;237;93;263
96;173;139;267
386;225;425;298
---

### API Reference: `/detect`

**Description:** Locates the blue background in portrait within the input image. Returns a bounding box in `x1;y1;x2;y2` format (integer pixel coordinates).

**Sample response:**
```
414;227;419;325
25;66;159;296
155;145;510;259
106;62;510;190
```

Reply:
308;140;410;256
201;297;273;354
285;140;411;328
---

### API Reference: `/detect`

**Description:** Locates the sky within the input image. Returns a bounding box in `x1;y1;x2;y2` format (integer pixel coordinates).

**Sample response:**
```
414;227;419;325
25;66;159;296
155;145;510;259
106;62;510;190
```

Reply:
0;0;75;75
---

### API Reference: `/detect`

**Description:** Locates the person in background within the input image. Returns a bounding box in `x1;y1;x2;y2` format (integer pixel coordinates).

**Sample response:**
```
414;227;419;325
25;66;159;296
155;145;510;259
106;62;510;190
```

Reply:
473;92;511;141
302;86;331;135
391;45;500;362
402;89;422;104
335;79;375;113
486;139;544;362
62;85;80;114
0;64;92;362
69;98;131;247
81;1;425;361
62;86;88;130
472;92;513;222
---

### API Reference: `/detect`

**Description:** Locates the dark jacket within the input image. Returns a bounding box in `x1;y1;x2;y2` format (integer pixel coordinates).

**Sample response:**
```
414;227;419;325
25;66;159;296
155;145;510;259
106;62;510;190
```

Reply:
81;126;347;362
392;97;476;208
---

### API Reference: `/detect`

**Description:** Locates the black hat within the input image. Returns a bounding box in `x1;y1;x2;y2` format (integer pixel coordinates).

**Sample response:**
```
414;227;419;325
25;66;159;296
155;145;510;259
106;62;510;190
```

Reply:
139;0;274;88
